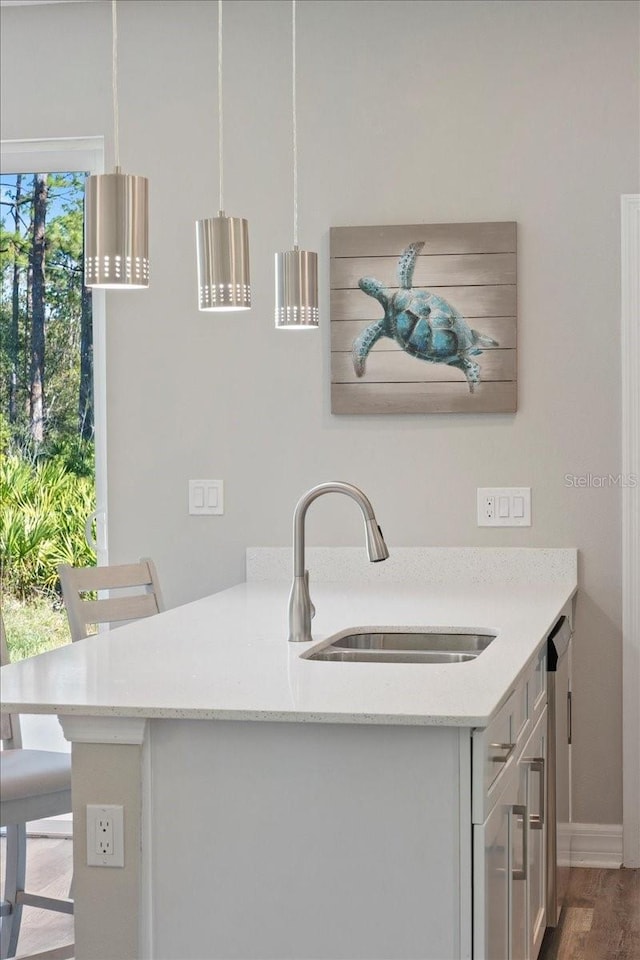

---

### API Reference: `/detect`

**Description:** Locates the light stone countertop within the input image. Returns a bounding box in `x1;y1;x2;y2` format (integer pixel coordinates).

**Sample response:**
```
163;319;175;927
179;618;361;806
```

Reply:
1;549;577;728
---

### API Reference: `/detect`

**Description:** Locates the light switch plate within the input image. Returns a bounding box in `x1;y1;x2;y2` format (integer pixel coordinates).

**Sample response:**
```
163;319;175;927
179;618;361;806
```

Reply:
189;479;224;516
477;487;531;526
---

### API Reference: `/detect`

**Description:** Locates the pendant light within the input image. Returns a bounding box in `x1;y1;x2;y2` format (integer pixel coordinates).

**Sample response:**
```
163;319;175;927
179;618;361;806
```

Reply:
196;0;250;312
84;0;149;289
275;0;318;329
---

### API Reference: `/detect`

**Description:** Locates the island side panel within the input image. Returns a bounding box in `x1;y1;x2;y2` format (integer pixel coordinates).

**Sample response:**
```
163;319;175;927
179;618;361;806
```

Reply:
148;719;463;960
71;742;143;960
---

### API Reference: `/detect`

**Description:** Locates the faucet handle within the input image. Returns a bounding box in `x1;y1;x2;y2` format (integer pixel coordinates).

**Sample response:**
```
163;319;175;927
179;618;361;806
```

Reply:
304;570;316;619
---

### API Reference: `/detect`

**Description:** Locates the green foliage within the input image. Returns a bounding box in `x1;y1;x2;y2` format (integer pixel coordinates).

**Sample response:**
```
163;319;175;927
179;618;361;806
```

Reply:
2;593;71;661
1;173;96;653
0;410;11;454
0;452;96;600
45;434;95;478
0;170;92;450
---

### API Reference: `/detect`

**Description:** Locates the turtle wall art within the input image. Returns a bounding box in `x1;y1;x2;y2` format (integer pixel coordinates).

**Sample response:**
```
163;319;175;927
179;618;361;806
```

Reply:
330;222;517;414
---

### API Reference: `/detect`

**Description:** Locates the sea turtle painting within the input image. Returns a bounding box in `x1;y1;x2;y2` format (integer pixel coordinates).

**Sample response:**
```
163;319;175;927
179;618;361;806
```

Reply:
353;241;498;392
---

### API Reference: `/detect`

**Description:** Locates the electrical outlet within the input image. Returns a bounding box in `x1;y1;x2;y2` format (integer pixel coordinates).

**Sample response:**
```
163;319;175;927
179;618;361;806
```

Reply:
97;814;113;855
477;487;532;527
87;804;124;867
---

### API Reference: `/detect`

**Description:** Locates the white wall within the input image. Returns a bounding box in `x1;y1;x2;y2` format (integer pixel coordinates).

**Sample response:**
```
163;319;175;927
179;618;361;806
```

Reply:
1;0;638;825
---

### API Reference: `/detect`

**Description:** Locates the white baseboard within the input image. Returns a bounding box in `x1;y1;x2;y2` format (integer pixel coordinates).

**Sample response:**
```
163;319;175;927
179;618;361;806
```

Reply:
564;823;623;868
17;818;625;867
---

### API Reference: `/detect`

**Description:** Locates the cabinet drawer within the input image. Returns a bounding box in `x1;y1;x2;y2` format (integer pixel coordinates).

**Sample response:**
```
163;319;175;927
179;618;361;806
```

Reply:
472;691;518;823
473;639;551;824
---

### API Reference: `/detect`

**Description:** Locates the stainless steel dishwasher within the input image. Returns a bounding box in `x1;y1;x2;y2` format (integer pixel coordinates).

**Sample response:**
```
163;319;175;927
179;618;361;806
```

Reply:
546;614;573;927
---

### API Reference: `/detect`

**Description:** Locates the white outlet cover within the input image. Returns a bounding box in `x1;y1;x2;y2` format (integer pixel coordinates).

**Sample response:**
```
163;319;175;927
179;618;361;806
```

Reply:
86;804;124;867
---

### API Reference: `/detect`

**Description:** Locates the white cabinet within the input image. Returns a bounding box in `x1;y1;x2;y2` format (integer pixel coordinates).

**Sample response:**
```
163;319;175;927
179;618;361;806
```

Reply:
523;710;547;959
473;663;548;960
473;757;527;960
474;786;510;960
553;633;572;915
510;756;528;960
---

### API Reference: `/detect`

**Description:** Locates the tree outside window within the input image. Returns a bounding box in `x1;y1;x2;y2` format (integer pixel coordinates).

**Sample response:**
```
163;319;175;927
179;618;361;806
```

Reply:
1;172;96;658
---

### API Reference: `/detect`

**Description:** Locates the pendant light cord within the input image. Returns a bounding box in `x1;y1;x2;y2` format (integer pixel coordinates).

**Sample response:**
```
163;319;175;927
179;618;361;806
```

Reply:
218;0;224;213
112;0;120;171
292;0;298;249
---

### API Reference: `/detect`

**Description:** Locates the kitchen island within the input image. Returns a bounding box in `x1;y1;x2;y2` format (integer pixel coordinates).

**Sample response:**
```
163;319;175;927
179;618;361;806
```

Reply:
1;548;577;960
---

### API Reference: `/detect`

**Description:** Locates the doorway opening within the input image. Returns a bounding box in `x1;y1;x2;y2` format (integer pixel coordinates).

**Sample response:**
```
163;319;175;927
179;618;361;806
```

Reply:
1;138;107;665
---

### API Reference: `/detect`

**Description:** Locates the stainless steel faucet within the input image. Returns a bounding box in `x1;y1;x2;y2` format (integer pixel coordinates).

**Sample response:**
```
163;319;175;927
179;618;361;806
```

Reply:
288;482;389;643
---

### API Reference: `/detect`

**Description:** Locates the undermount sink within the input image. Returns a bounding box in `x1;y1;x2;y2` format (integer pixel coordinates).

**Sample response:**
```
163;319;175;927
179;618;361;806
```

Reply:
331;631;494;652
303;628;496;664
306;649;480;664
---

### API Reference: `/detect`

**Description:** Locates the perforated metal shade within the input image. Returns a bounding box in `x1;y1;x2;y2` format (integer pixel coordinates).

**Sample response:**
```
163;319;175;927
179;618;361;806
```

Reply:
84;170;149;288
275;248;318;328
196;213;251;311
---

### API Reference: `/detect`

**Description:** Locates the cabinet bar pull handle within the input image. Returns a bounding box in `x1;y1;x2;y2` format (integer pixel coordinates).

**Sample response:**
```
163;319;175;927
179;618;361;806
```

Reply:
512;804;528;881
490;742;515;763
526;757;545;830
567;691;572;745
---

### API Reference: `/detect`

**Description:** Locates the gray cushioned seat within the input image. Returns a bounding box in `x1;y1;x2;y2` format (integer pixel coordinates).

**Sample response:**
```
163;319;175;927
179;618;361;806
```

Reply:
1;751;71;826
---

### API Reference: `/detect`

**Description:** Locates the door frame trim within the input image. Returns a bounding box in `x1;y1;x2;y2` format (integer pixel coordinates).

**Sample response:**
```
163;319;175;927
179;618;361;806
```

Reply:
0;136;108;564
621;193;640;868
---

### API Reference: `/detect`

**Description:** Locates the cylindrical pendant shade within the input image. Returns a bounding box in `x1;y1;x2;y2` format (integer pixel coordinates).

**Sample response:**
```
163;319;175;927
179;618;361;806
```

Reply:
84;172;149;288
275;248;318;328
196;214;251;311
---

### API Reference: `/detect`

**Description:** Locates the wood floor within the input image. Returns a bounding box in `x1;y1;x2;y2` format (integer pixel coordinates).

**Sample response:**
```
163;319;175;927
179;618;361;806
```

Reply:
1;837;638;959
0;836;73;959
538;867;639;960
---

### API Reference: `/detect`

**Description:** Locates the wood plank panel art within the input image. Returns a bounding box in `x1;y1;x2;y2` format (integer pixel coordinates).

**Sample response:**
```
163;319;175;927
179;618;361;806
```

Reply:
331;286;517;322
332;253;516;289
331;318;517;352
332;382;518;416
332;348;516;385
331;221;517;257
330;222;517;414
